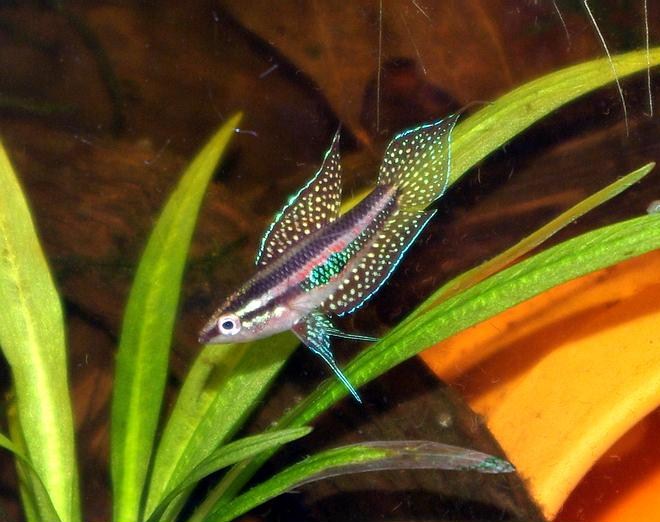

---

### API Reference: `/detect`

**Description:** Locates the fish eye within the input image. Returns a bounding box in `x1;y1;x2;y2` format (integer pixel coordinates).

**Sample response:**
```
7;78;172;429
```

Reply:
218;314;241;335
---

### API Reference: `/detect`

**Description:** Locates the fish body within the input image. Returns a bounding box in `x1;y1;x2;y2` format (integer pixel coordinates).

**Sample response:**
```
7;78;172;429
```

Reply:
199;115;458;401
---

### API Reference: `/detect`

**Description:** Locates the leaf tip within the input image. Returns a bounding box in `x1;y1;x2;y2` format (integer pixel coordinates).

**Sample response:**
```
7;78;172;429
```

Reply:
227;111;243;130
475;456;516;474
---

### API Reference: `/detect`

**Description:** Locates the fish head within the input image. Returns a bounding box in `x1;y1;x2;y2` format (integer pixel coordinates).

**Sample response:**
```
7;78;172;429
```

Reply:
198;296;300;345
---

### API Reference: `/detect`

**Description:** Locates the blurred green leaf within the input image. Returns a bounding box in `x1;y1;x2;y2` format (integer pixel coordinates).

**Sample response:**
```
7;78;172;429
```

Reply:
146;427;311;522
204;441;513;522
110;113;242;522
0;433;18;452
0;141;80;522
0;428;61;522
192;48;660;515
6;405;40;522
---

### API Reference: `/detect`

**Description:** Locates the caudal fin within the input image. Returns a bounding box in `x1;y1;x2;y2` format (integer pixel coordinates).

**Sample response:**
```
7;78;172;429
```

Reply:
378;114;458;210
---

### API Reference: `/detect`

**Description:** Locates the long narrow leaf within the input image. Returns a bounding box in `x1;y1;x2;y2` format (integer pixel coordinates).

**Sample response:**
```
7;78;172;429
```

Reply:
205;441;513;522
345;47;660;207
449;47;660;184
110;113;241;522
146;427;311;522
144;334;298;520
7;408;40;522
407;162;655;322
0;142;80;522
0;427;61;522
342;212;660;404
0;430;23;459
194;48;660;513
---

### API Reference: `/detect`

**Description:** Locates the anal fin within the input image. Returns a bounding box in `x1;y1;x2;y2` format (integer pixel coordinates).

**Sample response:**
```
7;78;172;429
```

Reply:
324;209;436;316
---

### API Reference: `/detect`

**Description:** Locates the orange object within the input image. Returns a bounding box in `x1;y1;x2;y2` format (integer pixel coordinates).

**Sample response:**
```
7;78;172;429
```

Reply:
557;409;660;522
420;249;660;520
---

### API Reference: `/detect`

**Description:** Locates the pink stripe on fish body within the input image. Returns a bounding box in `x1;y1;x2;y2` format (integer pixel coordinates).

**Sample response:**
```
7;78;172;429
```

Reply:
273;186;397;294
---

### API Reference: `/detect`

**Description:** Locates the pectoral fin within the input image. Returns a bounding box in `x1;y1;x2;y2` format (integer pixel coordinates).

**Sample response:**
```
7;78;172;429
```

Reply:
310;312;379;342
292;312;362;403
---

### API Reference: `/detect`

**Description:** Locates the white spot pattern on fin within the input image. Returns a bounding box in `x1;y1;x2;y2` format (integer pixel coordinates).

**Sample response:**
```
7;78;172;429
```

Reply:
378;115;458;209
256;131;343;266
325;209;436;316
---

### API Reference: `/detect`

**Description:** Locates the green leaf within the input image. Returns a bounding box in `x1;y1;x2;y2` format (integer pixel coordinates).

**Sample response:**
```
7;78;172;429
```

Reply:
407;162;655;322
449;47;660;185
0;429;23;459
0;141;80;522
0;427;62;522
144;333;298;521
146;427;311;522
6;407;40;522
326;212;660;405
110;113;242;522
204;441;513;522
193;48;660;513
342;48;660;211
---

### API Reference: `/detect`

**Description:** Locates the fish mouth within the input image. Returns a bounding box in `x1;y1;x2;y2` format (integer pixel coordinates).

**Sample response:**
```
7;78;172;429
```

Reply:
198;323;219;344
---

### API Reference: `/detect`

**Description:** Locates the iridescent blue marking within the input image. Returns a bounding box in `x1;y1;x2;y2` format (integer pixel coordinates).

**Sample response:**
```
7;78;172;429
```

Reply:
307;251;350;288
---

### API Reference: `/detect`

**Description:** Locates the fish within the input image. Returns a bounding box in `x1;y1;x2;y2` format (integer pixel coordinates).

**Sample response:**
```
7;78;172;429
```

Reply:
199;115;458;402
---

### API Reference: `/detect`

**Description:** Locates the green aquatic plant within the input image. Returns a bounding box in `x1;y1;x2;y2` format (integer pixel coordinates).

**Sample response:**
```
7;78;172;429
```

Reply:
0;47;658;522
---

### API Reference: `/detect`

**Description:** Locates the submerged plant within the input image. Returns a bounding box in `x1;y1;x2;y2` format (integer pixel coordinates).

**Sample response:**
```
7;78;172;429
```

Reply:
0;48;658;522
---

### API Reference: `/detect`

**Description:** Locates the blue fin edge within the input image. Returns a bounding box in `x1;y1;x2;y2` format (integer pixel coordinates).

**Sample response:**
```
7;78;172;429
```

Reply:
255;130;341;265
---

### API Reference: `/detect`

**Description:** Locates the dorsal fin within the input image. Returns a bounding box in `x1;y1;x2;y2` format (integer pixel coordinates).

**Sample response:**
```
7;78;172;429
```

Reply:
255;131;342;266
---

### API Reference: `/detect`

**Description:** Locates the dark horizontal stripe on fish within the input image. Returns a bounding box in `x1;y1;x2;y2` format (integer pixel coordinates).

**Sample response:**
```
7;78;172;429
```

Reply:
222;184;399;316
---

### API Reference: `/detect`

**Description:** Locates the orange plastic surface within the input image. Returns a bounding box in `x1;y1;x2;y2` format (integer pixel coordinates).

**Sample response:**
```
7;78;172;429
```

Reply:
557;409;660;522
420;249;660;520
